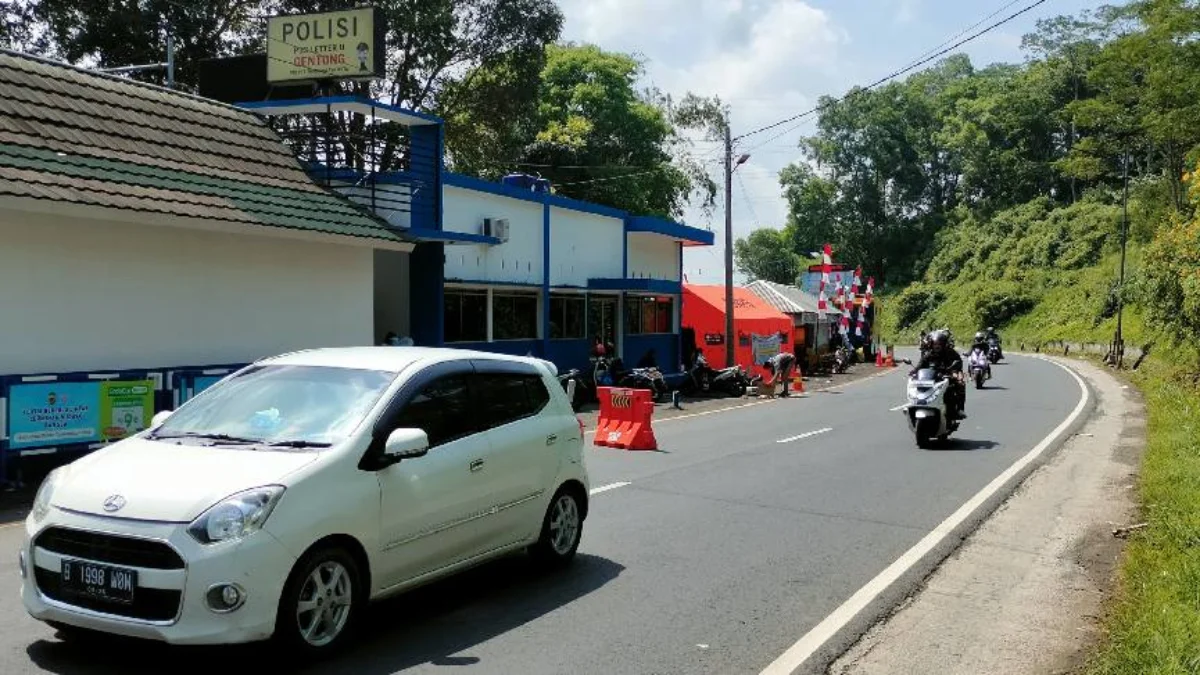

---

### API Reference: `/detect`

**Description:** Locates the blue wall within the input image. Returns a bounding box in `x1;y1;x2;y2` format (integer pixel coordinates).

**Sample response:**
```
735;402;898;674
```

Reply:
451;340;543;359
546;339;592;373
410;242;444;346
624;334;679;373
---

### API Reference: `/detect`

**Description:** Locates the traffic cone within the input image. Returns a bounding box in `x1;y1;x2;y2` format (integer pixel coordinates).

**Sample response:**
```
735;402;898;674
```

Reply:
875;351;884;367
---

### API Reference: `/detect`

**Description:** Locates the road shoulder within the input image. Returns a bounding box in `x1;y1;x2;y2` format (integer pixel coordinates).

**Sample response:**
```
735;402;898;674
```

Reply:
831;357;1143;675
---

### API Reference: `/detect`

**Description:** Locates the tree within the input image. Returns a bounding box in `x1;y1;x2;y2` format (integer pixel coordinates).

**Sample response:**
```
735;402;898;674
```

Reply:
734;228;801;284
448;44;716;218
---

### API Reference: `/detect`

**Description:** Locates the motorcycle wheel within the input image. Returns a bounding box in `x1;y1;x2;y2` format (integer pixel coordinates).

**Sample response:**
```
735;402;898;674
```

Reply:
915;421;934;449
975;372;985;389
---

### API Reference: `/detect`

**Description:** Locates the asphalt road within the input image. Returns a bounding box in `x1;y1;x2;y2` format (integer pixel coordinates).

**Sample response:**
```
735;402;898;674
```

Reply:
0;355;1085;675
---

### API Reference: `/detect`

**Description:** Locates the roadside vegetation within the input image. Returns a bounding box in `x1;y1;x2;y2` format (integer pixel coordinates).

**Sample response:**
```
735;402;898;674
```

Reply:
730;1;1200;671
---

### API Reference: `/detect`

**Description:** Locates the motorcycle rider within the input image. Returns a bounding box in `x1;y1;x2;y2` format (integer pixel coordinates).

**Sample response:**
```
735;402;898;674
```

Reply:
971;331;988;353
912;330;966;420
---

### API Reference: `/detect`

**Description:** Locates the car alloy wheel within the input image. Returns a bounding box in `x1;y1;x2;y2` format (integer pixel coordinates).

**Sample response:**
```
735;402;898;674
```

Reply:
295;560;353;648
549;494;581;556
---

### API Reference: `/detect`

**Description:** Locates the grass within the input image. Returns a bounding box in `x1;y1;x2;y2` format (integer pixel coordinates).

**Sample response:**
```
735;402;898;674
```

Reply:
1088;354;1200;675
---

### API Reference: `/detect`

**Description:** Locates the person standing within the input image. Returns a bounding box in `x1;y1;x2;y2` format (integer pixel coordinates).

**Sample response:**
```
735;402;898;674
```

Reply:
763;352;797;397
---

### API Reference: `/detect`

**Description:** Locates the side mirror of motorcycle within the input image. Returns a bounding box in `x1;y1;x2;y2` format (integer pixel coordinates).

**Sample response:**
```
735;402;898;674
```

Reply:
900;358;913;365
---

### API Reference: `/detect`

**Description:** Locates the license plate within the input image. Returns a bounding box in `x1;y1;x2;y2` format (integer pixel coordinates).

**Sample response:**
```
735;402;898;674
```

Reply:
60;559;137;605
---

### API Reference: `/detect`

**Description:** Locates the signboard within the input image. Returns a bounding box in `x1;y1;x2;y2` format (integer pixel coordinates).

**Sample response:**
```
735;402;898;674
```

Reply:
751;333;782;366
8;380;154;451
192;376;224;397
267;7;385;84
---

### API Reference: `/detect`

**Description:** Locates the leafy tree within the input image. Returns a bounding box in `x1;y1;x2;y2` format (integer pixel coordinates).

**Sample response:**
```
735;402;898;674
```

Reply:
733;228;801;284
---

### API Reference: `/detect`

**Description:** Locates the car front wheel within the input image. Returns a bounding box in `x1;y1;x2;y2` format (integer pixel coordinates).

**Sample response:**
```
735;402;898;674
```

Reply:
275;545;362;656
531;488;584;567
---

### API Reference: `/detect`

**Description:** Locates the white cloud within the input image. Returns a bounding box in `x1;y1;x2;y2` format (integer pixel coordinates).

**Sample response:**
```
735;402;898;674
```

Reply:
555;0;847;281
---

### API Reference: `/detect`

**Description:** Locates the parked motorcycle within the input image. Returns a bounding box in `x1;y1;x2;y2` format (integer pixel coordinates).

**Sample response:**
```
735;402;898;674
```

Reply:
557;369;585;411
711;365;754;397
619;367;669;402
833;346;851;374
967;348;991;390
681;352;716;396
901;366;960;448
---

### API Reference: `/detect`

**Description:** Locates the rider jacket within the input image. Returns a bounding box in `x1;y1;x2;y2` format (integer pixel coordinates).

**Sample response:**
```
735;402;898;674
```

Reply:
915;349;963;378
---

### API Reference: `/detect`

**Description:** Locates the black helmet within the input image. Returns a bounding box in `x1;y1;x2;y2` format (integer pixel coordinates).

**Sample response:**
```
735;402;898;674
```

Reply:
932;330;950;349
974;331;985;341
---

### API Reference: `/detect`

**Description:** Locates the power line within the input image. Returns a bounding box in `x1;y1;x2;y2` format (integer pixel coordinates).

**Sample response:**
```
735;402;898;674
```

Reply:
732;0;1050;144
736;171;762;227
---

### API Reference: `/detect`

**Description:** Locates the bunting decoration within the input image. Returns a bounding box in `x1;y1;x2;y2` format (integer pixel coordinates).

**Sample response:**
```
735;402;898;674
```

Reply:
818;244;832;310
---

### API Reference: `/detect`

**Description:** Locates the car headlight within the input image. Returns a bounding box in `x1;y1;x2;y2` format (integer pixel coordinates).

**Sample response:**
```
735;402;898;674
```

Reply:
188;486;285;545
30;468;64;522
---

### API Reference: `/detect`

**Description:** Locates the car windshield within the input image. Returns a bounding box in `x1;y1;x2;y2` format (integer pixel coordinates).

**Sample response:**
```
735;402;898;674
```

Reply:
152;365;395;448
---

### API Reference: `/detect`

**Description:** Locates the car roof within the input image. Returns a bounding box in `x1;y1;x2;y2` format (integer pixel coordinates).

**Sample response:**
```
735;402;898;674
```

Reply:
257;346;557;376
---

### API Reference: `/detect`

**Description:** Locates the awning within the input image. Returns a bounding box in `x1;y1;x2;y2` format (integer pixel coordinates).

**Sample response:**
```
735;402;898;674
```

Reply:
405;228;501;246
626;216;714;247
588;278;682;294
237;96;442;127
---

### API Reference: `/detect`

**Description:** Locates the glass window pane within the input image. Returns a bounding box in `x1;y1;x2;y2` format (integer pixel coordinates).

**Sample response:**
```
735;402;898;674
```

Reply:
624;298;641;335
390;375;474;447
655;298;673;333
494;293;538;340
444;291;487;343
565;297;585;338
473;374;548;428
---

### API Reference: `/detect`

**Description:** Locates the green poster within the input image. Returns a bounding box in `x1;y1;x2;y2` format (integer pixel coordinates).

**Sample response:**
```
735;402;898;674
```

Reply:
99;380;154;442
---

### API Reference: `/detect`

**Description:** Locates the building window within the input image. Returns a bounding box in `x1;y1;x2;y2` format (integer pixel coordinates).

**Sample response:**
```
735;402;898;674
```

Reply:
589;296;618;347
625;296;674;335
493;292;539;340
550;295;586;340
444;290;487;343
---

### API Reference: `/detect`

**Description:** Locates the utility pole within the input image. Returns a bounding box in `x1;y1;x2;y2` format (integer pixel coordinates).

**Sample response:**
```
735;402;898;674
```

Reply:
723;115;735;368
1113;148;1130;368
99;32;175;89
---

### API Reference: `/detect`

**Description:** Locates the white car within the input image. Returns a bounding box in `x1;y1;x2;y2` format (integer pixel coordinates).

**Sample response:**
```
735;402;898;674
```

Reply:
20;347;590;654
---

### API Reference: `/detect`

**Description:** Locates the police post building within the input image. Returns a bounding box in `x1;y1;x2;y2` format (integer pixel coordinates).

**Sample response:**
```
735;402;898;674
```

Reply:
0;7;712;475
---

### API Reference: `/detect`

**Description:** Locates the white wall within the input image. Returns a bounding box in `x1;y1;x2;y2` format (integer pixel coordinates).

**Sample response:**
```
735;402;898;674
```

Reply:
627;233;680;281
0;210;375;375
442;186;543;285
549;207;624;287
374;249;411;340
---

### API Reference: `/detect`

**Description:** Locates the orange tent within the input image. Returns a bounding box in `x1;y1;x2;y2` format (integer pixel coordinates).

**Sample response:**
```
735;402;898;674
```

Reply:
682;284;793;372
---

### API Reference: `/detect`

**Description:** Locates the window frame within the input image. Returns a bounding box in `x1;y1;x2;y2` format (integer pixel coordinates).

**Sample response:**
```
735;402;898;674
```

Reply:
625;295;676;336
491;290;541;341
549;293;587;340
443;289;488;344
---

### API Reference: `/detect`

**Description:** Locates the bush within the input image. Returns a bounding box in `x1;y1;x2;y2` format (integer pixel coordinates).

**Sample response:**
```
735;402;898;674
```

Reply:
971;283;1036;327
893;285;945;329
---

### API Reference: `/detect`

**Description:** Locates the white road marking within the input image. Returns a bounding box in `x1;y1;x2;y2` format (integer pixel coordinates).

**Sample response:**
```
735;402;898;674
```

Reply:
589;482;631;495
890;404;908;412
776;428;833;444
759;355;1091;675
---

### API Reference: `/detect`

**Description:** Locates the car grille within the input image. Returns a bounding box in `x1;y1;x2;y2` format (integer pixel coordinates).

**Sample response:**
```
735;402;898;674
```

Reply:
34;567;181;622
35;528;185;570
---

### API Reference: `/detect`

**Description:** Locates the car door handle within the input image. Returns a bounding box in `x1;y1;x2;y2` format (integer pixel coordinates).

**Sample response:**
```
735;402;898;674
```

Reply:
469;459;485;472
546;434;558;446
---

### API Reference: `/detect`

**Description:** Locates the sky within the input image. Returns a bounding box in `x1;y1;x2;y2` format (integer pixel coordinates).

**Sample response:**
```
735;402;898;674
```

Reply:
553;0;1102;283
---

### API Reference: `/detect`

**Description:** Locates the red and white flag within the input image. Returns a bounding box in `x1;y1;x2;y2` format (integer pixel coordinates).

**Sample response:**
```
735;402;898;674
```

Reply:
818;243;832;310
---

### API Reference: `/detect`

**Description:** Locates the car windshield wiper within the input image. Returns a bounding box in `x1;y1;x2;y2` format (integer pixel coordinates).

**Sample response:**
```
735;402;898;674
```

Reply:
265;439;332;449
148;431;263;445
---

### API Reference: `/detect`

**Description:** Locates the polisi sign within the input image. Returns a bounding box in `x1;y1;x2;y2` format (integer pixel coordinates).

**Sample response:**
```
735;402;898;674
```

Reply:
267;7;385;84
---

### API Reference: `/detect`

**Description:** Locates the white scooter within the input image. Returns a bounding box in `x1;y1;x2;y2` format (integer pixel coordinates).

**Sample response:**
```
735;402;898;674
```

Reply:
967;347;992;389
901;366;960;448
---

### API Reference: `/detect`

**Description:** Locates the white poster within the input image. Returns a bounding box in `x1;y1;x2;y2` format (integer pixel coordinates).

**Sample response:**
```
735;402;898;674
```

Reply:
752;333;782;366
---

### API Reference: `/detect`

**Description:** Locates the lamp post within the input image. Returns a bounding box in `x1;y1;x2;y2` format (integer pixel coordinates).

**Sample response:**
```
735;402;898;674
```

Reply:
1113;148;1130;368
723;116;750;367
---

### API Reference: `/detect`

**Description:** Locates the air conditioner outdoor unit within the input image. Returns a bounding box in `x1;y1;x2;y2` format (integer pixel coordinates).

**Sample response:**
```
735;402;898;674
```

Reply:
482;218;510;242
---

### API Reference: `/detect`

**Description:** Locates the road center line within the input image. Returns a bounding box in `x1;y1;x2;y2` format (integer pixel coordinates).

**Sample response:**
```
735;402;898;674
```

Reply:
759;355;1090;675
589;482;631;495
776;428;833;444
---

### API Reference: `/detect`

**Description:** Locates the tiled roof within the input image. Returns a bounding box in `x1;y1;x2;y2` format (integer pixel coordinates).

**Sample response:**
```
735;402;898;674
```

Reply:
0;49;410;244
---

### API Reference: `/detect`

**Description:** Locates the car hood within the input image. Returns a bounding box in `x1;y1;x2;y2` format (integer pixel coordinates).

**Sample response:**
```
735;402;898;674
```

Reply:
51;437;321;522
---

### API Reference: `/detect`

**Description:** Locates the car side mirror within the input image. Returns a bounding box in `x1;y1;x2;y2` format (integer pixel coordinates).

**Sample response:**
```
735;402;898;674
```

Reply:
384;428;429;463
151;410;173;428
